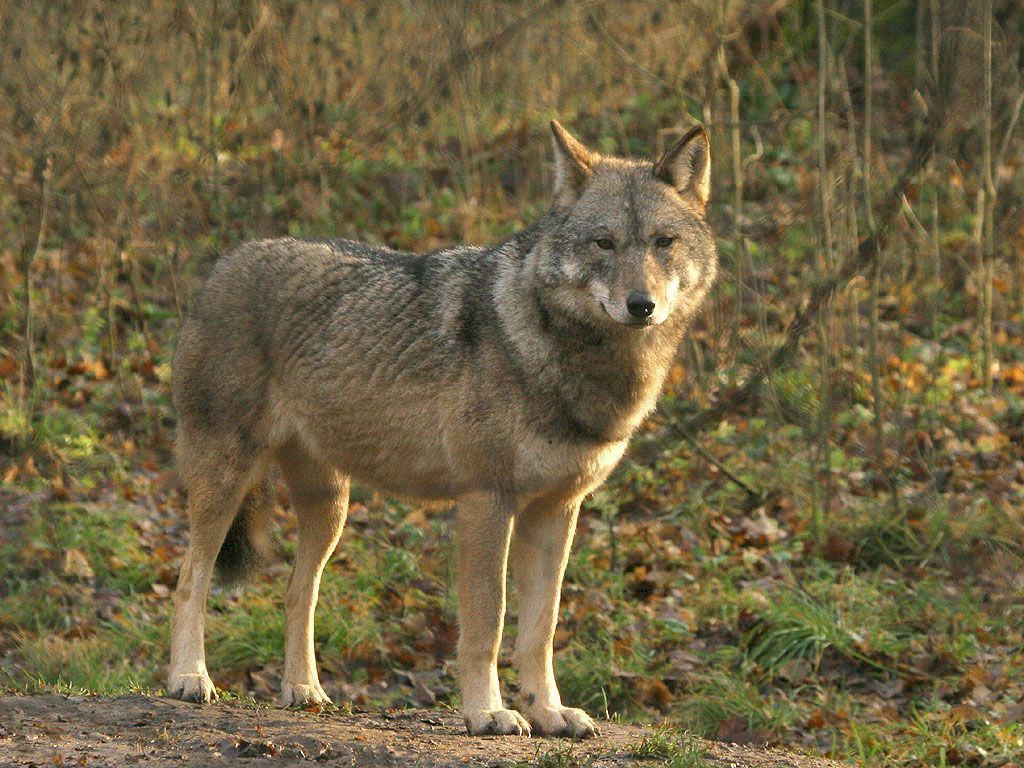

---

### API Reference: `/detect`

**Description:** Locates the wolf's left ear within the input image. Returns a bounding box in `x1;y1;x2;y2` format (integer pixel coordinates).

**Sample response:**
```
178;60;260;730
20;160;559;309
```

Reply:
654;125;711;207
550;120;595;206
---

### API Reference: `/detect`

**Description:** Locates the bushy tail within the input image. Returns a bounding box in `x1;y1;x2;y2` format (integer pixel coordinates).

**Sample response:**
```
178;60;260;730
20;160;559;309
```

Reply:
215;479;275;586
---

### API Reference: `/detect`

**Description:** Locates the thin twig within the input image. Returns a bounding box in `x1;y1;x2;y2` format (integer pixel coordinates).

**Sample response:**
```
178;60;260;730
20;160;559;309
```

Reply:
980;0;994;390
433;0;574;99
20;154;52;388
586;10;683;95
674;128;937;436
900;194;929;239
995;88;1024;193
658;406;765;502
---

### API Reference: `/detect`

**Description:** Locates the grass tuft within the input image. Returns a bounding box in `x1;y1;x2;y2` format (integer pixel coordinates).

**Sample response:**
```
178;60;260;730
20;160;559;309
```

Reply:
506;743;592;768
629;727;708;767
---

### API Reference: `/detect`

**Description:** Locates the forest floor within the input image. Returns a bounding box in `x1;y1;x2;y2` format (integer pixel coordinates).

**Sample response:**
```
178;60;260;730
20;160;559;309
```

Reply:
1;694;845;768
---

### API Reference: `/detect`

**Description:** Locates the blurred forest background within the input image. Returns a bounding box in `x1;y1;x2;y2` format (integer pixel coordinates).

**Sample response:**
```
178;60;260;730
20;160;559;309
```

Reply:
2;1;1024;766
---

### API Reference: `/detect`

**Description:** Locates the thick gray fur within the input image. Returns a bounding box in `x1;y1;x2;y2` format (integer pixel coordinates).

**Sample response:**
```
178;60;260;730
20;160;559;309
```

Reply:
167;120;717;737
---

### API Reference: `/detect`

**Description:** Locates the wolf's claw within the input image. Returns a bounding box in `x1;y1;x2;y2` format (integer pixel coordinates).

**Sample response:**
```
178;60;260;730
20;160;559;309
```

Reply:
168;672;218;703
279;681;332;708
521;705;598;738
464;708;532;736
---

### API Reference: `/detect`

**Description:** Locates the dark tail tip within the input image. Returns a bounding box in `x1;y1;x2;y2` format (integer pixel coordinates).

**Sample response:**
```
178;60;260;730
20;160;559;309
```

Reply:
214;516;260;586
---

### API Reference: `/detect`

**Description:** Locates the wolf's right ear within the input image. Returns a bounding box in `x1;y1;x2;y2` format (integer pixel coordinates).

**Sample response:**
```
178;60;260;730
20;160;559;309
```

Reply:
550;120;595;207
654;125;711;207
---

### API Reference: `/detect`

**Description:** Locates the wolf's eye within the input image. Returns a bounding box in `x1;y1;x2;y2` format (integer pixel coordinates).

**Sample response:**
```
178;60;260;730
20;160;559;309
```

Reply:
594;238;615;251
655;236;675;248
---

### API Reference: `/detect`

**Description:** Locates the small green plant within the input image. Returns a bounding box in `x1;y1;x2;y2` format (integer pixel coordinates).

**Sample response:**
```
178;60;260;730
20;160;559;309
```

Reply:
679;667;797;740
743;593;843;675
629;726;707;767
506;743;592;768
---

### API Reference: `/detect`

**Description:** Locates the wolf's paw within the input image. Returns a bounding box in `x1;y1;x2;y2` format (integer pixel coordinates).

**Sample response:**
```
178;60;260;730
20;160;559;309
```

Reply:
279;681;331;708
168;672;218;703
521;705;598;739
463;708;532;736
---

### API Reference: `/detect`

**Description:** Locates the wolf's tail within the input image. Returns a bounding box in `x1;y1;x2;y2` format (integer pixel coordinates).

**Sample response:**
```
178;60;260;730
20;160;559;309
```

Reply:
215;478;276;586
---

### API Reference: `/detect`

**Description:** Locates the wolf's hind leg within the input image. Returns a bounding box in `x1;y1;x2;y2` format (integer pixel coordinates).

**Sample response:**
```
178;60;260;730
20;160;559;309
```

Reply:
168;466;251;703
509;495;597;738
456;492;531;736
277;443;349;707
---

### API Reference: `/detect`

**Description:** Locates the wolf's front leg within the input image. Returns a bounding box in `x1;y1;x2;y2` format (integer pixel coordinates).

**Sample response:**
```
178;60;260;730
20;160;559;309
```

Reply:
509;496;597;738
455;492;531;736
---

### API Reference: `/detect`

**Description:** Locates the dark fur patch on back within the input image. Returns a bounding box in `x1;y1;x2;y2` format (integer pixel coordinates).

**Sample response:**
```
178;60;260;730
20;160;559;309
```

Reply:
456;300;481;347
392;253;428;280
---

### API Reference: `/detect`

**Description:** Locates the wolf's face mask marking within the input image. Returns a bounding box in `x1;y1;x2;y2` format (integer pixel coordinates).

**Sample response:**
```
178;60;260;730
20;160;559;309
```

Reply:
543;122;717;330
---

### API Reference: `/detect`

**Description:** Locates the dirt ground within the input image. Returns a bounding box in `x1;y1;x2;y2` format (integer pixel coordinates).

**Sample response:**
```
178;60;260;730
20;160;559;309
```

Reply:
0;694;847;767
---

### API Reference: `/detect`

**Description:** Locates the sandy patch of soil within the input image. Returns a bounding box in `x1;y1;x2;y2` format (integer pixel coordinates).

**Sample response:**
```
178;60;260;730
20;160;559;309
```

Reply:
0;695;847;767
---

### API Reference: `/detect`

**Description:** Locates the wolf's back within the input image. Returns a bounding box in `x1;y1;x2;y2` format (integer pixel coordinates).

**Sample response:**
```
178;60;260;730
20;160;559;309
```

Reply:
172;236;505;458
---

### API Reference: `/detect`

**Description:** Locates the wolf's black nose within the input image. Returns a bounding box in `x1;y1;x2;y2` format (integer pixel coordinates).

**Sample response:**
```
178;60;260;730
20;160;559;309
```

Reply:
627;291;655;319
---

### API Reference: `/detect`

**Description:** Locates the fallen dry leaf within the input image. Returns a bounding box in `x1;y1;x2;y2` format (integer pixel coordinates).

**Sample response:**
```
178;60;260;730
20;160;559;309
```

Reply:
62;549;94;580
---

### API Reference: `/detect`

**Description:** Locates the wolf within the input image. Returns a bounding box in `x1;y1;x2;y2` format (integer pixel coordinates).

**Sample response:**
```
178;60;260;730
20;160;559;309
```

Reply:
167;120;717;738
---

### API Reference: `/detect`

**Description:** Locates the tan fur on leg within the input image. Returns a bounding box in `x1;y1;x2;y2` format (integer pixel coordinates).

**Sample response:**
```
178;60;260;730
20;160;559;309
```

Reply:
510;495;597;738
168;473;248;703
278;443;349;707
456;492;530;736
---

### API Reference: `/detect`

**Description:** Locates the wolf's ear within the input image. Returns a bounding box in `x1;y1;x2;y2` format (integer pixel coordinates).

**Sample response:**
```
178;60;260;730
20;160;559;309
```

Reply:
550;120;595;206
654;125;711;207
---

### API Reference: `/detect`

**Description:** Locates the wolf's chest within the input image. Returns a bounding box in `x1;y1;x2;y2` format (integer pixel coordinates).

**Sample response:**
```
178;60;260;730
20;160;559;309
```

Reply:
513;435;628;500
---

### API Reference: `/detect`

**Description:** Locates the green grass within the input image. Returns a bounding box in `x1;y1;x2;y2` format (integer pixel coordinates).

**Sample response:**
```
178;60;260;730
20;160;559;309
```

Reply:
679;664;800;740
742;567;909;679
554;621;642;718
506;743;593;768
629;727;708;767
15;635;156;694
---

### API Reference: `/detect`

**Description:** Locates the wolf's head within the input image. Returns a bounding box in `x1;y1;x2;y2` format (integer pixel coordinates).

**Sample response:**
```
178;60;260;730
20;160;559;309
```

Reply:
534;121;717;330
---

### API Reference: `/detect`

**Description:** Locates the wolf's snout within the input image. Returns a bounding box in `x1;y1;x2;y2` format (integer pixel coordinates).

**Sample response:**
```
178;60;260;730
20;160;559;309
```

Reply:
626;291;655;320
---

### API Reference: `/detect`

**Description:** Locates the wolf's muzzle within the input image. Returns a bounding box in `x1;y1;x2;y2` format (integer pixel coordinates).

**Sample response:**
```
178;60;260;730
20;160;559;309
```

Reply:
626;291;655;320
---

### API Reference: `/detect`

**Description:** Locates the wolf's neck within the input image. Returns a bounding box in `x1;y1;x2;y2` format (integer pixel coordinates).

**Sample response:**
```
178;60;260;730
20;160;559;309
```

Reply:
542;289;680;435
495;270;682;443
